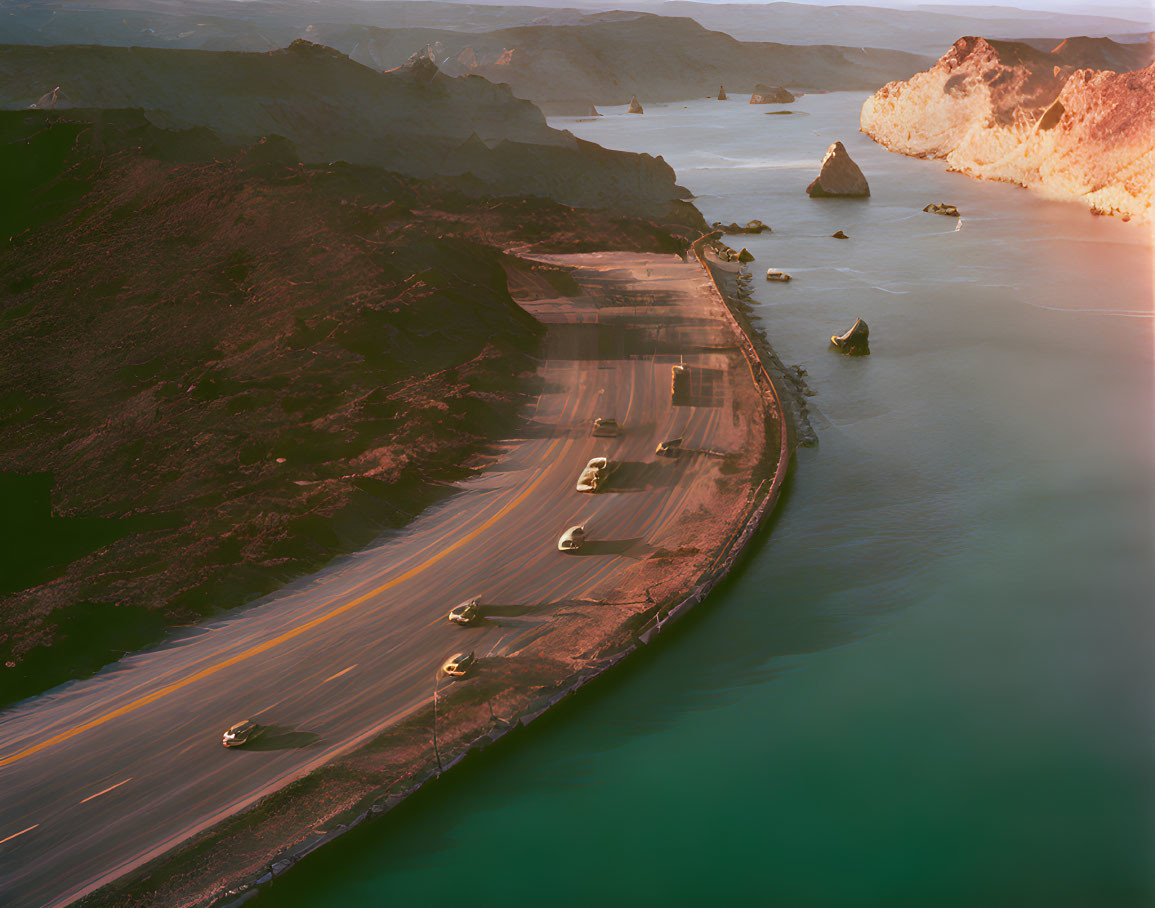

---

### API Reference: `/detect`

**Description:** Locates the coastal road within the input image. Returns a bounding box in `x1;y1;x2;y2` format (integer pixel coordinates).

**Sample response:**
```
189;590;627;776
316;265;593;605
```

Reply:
0;252;760;906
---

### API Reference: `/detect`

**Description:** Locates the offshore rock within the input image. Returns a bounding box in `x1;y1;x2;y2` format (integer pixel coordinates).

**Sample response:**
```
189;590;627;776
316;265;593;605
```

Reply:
924;202;960;216
711;219;770;234
718;84;727;100
830;317;870;354
628;94;644;114
750;84;795;104
831;230;849;239
806;141;870;197
736;247;755;263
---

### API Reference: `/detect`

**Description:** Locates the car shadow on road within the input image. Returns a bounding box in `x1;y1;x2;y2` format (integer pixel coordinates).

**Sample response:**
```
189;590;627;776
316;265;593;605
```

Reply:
574;538;650;558
479;604;536;618
246;726;321;751
603;461;678;492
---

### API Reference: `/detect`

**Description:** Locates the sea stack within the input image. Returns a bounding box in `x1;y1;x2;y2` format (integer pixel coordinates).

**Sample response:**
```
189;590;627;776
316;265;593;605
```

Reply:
718;84;727;100
750;84;795;104
806;141;870;197
628;94;644;114
587;103;602;117
830;317;870;355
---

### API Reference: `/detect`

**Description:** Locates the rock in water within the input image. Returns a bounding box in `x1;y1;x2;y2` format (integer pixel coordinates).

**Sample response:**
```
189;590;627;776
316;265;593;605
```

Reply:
737;247;755;263
587;104;602;117
923;202;960;217
830;317;870;355
831;230;849;239
806;141;870;197
718;84;727;100
749;84;795;104
628;95;644;114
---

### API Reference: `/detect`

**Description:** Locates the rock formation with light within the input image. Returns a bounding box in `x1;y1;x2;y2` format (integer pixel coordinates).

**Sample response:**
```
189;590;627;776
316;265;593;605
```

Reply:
860;36;1155;221
806;142;871;197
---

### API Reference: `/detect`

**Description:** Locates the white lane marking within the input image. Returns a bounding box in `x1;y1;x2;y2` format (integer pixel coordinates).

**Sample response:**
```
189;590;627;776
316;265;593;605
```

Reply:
485;634;508;658
0;824;39;846
321;664;358;685
79;777;133;805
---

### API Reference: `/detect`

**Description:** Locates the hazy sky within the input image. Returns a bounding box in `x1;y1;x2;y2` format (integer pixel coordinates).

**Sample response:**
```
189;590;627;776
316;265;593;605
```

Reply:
642;0;1153;19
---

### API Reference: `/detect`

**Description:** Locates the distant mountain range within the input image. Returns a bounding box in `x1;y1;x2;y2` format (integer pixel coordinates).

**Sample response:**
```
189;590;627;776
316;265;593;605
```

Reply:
2;3;933;113
311;15;931;112
4;0;1148;57
649;2;1151;54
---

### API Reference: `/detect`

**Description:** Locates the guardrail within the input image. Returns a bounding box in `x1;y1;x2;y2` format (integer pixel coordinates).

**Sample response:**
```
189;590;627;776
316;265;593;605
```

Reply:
633;233;793;642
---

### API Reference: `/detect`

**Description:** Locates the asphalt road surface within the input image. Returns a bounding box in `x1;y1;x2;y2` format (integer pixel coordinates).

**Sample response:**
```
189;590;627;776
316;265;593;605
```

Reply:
0;252;757;906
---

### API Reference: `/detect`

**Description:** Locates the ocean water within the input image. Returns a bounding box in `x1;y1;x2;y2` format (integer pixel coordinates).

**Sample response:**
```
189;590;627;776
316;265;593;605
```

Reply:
259;93;1154;906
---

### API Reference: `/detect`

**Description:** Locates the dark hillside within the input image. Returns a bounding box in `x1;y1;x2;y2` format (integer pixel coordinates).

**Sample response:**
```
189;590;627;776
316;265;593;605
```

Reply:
0;109;704;705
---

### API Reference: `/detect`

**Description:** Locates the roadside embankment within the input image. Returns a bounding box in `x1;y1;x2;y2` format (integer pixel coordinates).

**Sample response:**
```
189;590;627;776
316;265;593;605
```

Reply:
77;246;794;908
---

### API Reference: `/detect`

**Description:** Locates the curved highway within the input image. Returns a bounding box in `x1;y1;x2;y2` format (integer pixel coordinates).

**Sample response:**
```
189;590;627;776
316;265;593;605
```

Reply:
0;252;764;906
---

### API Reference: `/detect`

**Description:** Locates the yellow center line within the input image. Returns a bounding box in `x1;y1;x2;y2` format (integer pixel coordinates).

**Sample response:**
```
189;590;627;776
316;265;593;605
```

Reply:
78;777;133;805
0;824;38;846
0;437;563;770
320;664;358;685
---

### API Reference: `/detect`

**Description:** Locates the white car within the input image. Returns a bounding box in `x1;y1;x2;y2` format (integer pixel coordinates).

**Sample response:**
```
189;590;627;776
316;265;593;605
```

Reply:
575;457;610;492
222;719;262;748
558;524;586;552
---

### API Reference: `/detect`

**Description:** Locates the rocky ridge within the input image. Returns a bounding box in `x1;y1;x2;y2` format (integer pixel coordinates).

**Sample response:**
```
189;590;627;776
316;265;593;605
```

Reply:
0;41;686;212
860;36;1155;221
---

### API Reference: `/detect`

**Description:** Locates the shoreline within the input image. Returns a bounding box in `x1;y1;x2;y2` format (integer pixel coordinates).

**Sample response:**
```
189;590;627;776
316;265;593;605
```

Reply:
76;243;795;908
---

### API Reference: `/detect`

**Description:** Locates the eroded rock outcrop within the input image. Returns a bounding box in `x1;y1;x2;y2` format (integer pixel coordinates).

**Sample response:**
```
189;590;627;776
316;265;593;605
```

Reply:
861;36;1155;221
806;142;870;197
628;94;644;114
750;84;795;104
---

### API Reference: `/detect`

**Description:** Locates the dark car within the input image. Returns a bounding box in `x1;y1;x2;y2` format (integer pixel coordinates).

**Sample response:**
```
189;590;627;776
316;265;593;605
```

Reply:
448;597;481;626
591;418;621;437
442;651;477;677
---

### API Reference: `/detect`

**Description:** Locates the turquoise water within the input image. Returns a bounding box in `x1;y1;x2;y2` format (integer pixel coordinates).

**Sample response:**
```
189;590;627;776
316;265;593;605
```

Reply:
260;93;1154;906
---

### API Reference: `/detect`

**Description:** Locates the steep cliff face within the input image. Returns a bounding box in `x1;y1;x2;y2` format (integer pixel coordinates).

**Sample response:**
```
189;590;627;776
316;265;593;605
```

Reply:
0;41;687;212
861;36;1155;221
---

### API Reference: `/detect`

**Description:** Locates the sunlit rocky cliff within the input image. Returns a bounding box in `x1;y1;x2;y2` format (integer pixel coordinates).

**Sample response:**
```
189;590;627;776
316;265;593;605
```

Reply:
860;36;1155;222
